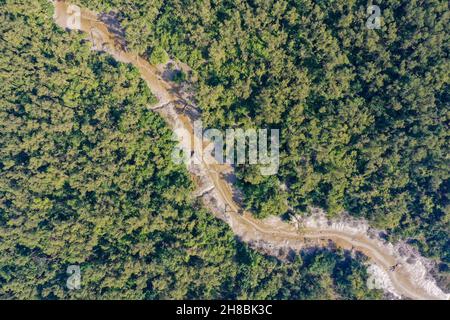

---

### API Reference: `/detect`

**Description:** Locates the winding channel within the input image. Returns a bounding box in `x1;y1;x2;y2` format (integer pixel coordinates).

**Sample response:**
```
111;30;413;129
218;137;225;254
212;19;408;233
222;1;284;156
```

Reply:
51;0;449;300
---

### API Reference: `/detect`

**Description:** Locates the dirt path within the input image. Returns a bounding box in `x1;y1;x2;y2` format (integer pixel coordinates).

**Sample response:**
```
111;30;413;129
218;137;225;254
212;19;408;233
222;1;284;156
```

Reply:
51;0;448;300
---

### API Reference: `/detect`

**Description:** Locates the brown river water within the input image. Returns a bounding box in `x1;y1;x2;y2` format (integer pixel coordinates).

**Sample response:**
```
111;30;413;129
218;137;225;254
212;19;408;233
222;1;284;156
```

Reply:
51;0;449;300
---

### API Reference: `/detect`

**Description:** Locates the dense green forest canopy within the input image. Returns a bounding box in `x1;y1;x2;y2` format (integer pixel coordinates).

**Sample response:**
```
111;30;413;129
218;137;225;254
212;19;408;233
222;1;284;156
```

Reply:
0;0;381;299
73;0;449;267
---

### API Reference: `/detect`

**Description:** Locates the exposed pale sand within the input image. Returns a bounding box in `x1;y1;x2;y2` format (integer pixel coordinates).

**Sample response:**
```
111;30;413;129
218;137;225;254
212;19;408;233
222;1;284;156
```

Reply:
51;0;449;300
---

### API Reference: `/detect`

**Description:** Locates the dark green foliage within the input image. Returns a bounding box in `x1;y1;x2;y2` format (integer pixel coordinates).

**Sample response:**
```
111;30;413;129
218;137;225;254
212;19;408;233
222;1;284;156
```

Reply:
172;70;186;84
0;0;381;299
